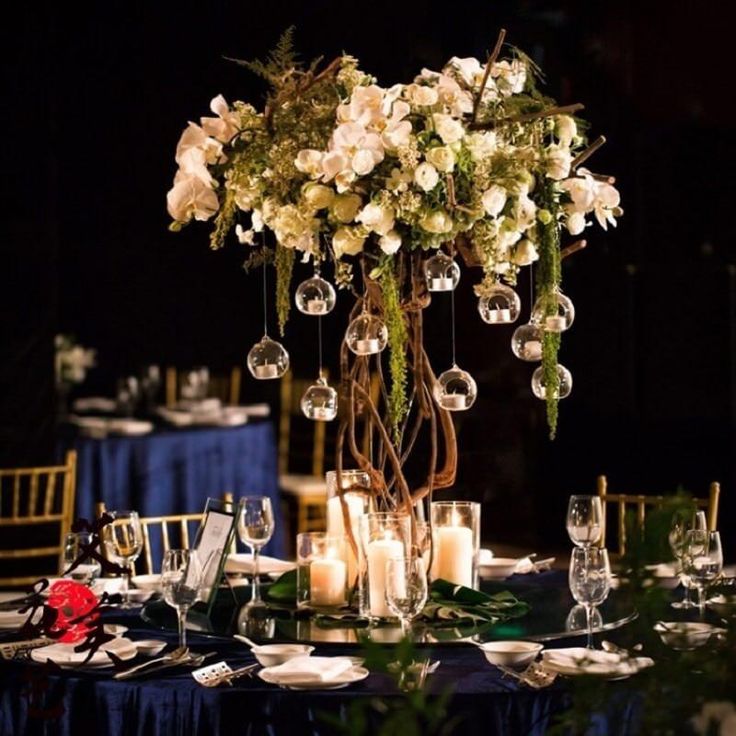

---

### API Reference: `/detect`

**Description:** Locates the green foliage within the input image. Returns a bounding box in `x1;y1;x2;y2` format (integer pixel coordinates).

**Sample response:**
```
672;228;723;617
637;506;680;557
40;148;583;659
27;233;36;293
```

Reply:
227;26;298;86
274;245;294;335
209;188;238;250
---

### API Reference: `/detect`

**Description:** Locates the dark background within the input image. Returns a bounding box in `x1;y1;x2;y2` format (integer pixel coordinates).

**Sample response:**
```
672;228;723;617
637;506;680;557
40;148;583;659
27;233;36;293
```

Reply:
3;0;735;554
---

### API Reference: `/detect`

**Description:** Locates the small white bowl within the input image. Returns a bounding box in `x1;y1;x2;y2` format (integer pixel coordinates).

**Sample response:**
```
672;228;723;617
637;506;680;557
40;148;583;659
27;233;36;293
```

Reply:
131;574;163;593
478;640;544;669
103;624;128;637
654;622;720;651
480;558;520;579
126;589;154;605
134;639;168;656
251;643;315;667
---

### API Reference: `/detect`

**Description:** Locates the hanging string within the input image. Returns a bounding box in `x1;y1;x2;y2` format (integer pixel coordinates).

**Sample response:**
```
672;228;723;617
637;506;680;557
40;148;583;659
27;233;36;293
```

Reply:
262;234;268;337
450;286;457;367
317;314;324;380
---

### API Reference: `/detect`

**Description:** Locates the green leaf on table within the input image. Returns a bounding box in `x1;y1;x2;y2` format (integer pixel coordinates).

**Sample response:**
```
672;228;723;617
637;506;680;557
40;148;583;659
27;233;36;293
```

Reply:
265;569;297;602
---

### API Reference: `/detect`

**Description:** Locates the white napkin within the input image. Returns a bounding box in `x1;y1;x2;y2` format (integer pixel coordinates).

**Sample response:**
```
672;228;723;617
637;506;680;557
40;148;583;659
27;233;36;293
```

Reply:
542;647;653;676
176;398;222;414
0;610;28;630
157;408;194;426
233;403;271;418
225;554;295;575
266;655;353;683
73;397;117;413
107;419;153;436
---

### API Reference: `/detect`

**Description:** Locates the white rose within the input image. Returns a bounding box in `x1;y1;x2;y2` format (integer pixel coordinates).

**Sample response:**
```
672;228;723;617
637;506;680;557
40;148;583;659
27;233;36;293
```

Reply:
332;227;366;258
379;229;402;255
425;146;456;173
546;145;572;180
295;149;324;178
406;84;439;107
464;131;497;161
331;193;363;223
303;183;335;210
356;203;395;235
414;162;440;192
432;113;465;144
511;239;539;266
419;209;453;234
566;211;587;235
514;193;537;229
481;185;507;217
556;116;577;147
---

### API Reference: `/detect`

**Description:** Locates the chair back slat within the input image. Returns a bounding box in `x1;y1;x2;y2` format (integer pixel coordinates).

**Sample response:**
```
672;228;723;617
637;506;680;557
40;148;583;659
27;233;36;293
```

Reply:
180;519;190;549
28;473;39;516
44;473;57;516
141;524;153;575
161;521;171;555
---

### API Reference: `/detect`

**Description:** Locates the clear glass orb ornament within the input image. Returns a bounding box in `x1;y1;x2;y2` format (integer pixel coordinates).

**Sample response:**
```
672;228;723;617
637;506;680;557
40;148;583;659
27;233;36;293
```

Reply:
300;375;338;421
433;365;478;411
511;322;544;362
531;291;576;332
247;336;290;380
345;314;388;356
531;364;573;400
295;275;336;316
478;284;522;325
424;253;461;292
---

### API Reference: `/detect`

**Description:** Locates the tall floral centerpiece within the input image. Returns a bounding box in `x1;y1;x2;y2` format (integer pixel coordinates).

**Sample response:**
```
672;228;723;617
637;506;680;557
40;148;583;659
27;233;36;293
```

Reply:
166;29;620;548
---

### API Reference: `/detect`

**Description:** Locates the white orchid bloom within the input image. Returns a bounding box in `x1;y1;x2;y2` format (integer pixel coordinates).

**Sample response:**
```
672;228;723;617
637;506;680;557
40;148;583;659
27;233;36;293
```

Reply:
417;69;473;116
565;210;588;235
295;150;325;178
200;94;239;143
560;175;597;212
346;84;386;127
556;115;577;147
175;123;222;184
405;83;439;107
335;170;357;193
379;229;402;255
326;122;385;179
443;56;483;87
546;144;573;180
492;59;527;96
381;100;412;149
167;172;219;223
592;182;622;230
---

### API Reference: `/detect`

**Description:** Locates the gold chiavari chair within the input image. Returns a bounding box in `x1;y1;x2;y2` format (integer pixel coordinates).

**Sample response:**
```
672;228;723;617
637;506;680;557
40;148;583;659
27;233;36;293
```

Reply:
0;451;77;587
596;475;721;556
165;367;242;408
96;492;235;575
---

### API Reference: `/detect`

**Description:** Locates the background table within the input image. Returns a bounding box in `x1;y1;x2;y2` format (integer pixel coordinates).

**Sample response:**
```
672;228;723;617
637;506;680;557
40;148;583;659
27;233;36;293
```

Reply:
57;422;285;558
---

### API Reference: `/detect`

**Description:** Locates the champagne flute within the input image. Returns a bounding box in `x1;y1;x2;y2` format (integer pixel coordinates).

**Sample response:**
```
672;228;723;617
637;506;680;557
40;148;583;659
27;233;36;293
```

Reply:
668;510;707;609
102;511;143;607
566;496;603;548
237;496;274;603
385;557;428;636
161;549;202;652
684;530;723;615
569;547;611;649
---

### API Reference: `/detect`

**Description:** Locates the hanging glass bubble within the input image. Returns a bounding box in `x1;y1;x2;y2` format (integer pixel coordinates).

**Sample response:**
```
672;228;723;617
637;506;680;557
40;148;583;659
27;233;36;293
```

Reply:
345;313;388;356
511;322;544;362
247;336;290;380
478;284;522;325
531;364;573;400
433;365;477;411
300;375;338;421
295;275;336;316
531;291;575;332
424;253;461;292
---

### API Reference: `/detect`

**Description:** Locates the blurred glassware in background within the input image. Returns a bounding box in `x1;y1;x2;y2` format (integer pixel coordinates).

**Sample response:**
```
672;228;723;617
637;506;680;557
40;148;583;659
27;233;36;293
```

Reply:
140;365;161;413
669;510;707;610
181;367;210;401
116;376;140;417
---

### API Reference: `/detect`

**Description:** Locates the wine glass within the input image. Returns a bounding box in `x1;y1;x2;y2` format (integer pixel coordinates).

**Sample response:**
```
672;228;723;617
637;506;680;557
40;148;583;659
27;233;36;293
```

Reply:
63;531;102;585
684;530;723;615
162;549;202;652
385;557;428;636
668;510;707;609
569;547;611;649
102;511;143;607
566;496;603;548
237;496;274;603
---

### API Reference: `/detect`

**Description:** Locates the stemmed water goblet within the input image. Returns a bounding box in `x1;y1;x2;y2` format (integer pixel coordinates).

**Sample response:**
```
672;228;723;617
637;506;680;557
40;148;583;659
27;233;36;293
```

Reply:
684;530;723;615
384;557;429;636
566;496;603;548
237;496;275;603
161;549;203;652
102;510;143;607
569;546;611;649
668;510;707;609
63;531;102;585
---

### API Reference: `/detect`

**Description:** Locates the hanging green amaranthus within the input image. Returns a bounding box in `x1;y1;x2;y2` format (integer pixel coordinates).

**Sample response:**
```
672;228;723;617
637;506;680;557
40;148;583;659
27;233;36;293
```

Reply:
274;244;294;335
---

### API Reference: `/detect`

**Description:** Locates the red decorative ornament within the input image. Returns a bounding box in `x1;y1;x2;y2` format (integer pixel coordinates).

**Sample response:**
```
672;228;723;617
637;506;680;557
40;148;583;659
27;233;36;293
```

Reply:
46;580;100;643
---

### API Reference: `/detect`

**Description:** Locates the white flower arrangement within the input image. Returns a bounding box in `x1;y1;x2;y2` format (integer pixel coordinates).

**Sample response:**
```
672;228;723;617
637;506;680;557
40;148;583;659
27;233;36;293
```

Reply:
55;334;95;386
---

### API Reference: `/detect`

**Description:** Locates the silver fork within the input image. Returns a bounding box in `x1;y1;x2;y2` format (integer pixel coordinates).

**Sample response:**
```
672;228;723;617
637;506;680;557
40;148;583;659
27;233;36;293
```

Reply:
114;646;188;680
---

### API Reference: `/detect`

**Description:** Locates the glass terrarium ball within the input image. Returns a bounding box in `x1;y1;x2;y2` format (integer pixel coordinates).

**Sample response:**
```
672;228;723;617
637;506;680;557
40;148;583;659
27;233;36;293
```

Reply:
433;365;477;411
295;275;337;316
247;336;290;380
511;322;544;362
478;284;522;325
345;314;388;356
300;377;338;421
531;363;573;400
531;291;575;332
424;253;461;292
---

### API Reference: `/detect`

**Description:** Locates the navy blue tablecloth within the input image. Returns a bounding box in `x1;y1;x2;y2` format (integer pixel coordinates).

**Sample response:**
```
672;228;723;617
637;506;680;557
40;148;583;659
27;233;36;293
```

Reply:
57;422;285;559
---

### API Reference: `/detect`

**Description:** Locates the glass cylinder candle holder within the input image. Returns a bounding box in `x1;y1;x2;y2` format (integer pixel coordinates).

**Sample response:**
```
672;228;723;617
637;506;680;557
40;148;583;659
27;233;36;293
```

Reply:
430;501;481;589
358;512;411;620
326;470;373;587
296;533;348;611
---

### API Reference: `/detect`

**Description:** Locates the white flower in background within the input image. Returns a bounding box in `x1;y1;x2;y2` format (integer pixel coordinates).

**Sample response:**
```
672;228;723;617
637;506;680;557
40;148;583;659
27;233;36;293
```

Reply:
432;113;465;144
55;336;96;386
565;210;587;235
295;150;325;178
592;181;622;230
464;131;497;161
175;123;222;184
272;204;317;251
513;193;537;229
481;185;507;217
414;162;440;192
324;122;385;179
332;226;366;258
405;83;439;107
235;224;255;245
200;94;240;143
511;239;539;266
303;183;335;210
443;56;483;87
418;69;474;116
556;115;577;147
692;702;736;736
379;229;402;255
546;144;573;180
340;84;385;127
386;167;412;193
356;203;395;235
419;209;453;234
492;59;527;95
425;146;456;173
331;193;363;223
381;100;412;150
167;172;219;222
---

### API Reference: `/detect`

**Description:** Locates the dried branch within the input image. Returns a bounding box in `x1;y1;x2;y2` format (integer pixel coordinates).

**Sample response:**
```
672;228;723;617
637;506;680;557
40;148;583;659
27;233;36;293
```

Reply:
571;135;606;170
561;239;587;260
471;28;507;123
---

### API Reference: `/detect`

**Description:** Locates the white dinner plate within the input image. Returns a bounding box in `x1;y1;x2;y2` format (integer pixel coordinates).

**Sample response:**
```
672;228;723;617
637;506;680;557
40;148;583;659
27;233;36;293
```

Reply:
541;647;653;680
225;554;296;576
258;665;369;690
31;637;138;668
0;610;28;630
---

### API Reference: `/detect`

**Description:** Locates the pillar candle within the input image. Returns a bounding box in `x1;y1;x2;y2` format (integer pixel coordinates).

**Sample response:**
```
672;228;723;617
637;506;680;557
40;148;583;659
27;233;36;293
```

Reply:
255;364;278;378
489;308;511;323
441;394;466;410
306;299;327;314
434;525;474;587
430;277;453;291
309;558;346;606
327;494;365;583
545;315;567;331
366;538;404;617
